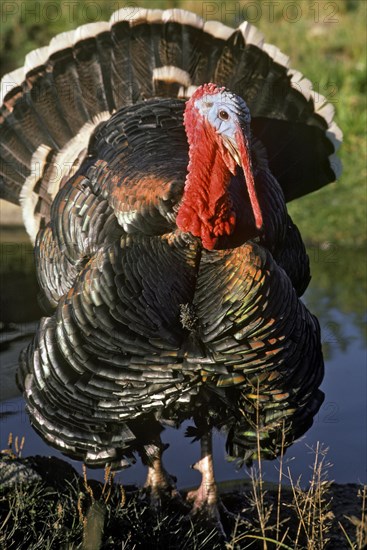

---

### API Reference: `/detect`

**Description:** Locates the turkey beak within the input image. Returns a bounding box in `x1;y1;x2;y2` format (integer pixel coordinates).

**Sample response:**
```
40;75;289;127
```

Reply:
222;129;263;231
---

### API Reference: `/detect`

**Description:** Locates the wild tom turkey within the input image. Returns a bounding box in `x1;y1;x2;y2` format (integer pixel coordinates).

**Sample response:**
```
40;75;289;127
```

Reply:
0;8;341;511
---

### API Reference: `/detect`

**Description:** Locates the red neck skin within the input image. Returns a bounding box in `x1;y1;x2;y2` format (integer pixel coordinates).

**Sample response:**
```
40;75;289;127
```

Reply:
176;118;236;250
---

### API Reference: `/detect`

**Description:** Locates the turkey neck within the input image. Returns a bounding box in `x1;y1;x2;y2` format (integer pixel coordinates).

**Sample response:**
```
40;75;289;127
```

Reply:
176;122;235;250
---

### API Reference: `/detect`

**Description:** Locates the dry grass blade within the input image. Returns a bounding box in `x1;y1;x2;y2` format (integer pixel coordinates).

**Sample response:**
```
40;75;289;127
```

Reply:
227;513;242;550
345;507;367;549
287;442;333;550
357;485;367;549
101;464;115;504
338;520;355;549
276;422;286;545
254;382;269;549
233;533;294;549
82;463;94;502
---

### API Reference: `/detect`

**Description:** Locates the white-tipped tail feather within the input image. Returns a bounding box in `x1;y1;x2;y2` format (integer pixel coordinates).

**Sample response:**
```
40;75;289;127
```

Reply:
153;67;192;88
0;67;25;105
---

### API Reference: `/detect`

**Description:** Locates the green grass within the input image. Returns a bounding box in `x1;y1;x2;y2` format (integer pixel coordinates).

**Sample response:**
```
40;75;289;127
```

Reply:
0;0;365;245
252;0;367;247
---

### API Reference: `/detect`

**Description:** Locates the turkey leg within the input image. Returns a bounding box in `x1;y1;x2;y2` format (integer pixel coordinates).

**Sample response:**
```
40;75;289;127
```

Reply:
142;441;179;502
186;430;219;515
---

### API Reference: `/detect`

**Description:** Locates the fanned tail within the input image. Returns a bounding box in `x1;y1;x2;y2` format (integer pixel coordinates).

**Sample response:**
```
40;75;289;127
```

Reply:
0;7;342;242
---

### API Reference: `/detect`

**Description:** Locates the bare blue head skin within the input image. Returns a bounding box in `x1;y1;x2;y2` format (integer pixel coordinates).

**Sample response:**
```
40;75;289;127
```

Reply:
194;88;251;138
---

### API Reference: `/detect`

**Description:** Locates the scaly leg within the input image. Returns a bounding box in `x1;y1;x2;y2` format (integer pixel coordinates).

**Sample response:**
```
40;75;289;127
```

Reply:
186;430;219;517
142;441;179;503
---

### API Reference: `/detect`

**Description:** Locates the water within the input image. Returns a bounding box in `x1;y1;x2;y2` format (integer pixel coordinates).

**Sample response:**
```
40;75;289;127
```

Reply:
1;235;366;488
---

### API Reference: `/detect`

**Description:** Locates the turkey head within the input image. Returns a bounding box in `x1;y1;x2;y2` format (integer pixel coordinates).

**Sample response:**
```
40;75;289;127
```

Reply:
176;83;263;250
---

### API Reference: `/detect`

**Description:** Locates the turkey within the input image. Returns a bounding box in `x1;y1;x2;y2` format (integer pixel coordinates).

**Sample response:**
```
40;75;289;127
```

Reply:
0;7;340;512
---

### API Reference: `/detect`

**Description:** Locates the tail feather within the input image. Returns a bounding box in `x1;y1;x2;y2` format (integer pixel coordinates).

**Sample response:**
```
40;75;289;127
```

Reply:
28;69;74;147
0;157;28;201
0;146;29;204
0;117;33;166
110;19;141;107
48;49;91;134
2;81;58;152
73;28;113;117
95;32;116;112
251;118;339;201
124;18;162;100
0;7;342;235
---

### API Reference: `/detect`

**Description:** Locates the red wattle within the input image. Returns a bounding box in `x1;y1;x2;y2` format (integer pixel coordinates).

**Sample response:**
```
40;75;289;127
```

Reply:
177;114;236;249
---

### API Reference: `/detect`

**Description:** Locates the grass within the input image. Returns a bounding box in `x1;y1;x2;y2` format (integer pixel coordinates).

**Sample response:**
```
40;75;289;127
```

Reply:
1;433;366;549
0;0;366;246
252;0;367;248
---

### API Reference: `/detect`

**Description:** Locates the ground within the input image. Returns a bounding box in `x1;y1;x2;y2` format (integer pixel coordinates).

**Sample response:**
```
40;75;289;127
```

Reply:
0;453;365;549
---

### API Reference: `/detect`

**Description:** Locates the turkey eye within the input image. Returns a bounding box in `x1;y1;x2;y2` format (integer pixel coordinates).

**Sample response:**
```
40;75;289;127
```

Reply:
219;109;229;120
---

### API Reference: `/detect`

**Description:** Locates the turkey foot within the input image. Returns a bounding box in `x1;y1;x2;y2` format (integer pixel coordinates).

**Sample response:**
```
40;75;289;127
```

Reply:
142;443;181;506
186;431;228;538
145;457;177;499
186;433;218;515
